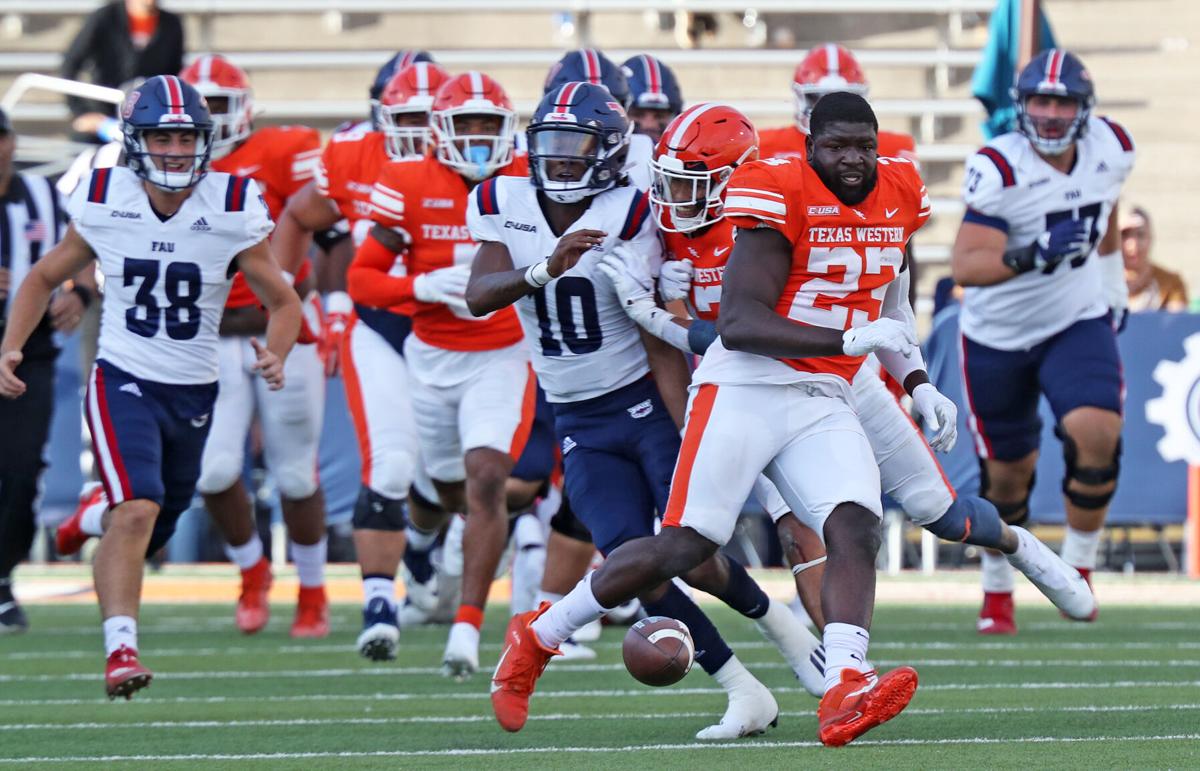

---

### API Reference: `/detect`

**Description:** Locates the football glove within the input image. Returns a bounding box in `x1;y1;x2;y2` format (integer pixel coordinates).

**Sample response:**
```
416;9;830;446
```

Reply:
842;317;918;358
658;258;694;303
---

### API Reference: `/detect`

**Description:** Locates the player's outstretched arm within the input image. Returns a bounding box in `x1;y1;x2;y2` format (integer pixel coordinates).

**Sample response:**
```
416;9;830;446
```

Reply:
0;225;96;398
950;221;1013;287
238;239;302;390
273;181;340;277
718;227;845;358
466;230;606;316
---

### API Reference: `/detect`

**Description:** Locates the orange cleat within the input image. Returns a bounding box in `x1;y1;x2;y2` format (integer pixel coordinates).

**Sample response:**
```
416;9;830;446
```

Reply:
105;645;153;701
290;585;330;638
57;483;106;556
977;591;1017;635
818;666;919;747
236;557;273;634
490;601;561;732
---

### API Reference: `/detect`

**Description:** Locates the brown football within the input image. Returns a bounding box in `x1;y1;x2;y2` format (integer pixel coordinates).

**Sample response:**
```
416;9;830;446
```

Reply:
622;616;695;687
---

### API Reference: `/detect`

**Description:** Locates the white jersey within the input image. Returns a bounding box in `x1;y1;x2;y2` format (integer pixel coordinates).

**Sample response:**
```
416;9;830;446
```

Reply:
959;115;1135;350
467;177;661;403
625;134;654;191
68;166;273;384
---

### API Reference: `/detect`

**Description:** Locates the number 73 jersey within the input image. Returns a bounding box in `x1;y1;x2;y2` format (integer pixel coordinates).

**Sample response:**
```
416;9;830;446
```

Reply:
695;155;929;387
69;166;274;384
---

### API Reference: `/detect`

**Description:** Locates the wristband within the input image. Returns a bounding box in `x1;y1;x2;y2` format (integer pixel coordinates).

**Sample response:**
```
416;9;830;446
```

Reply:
70;285;95;308
524;259;553;288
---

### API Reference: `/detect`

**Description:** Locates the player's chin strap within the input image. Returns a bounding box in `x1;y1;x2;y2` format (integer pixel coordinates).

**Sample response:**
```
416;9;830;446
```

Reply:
791;555;827;575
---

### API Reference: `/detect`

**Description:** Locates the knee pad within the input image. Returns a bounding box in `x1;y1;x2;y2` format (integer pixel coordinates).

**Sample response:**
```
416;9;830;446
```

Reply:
196;456;241;496
368;452;416;501
978;460;1033;526
274;464;319;501
351;488;408;531
409;483;445;516
549;496;593;544
1055;425;1121;510
899;485;956;528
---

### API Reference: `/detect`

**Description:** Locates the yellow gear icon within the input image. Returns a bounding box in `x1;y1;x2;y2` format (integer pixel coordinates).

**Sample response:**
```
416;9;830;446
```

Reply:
1145;333;1200;463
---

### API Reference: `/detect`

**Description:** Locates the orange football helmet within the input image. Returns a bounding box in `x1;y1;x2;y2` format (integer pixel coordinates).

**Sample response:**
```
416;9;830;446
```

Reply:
179;54;253;159
431;71;516;181
792;44;869;133
378;62;451;160
650;102;758;233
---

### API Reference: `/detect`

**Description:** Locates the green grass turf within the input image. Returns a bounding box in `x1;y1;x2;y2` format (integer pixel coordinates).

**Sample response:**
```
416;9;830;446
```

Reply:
1;601;1198;770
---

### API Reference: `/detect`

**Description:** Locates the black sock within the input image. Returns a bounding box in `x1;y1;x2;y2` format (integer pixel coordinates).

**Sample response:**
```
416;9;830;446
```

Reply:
643;583;733;676
713;555;770;619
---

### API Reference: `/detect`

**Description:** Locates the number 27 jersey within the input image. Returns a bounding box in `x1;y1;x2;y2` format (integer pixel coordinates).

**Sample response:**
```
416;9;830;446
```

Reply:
69;166;274;384
467;177;661;403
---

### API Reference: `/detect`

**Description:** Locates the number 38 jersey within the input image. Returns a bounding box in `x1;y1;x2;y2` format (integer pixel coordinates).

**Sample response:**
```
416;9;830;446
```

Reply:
959;115;1135;350
695;155;929;387
69;166;274;385
467;177;661;403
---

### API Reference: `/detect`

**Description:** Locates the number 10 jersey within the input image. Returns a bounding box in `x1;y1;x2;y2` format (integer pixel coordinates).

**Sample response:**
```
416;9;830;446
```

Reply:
69;166;274;384
467;177;661;404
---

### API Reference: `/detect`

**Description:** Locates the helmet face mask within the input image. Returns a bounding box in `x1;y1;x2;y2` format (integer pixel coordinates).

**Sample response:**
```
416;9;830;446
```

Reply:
380;104;434;160
792;44;869;134
433;106;515;181
528;81;631;204
179;54;252;160
122;75;213;191
1013;49;1095;156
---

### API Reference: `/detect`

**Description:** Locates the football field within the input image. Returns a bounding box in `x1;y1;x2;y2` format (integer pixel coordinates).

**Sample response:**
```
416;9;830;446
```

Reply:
2;572;1199;769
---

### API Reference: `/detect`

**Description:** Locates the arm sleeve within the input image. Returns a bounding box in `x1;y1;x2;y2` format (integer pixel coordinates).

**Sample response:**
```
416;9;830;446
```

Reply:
466;177;505;243
960;150;1010;233
346;231;417;307
722;161;799;241
874;267;928;384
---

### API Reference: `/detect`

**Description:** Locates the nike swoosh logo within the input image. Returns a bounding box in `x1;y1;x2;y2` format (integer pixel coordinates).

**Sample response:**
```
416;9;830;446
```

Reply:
491;643;513;692
885;208;899;218
236;165;262;177
713;246;729;257
109;666;135;677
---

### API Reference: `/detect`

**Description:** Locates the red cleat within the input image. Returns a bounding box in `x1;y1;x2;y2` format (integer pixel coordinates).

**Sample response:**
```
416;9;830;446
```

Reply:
290;585;330;638
236;558;272;634
105;645;153;700
818;666;919;747
977;591;1017;635
1063;567;1099;622
490;601;561;732
57;483;105;556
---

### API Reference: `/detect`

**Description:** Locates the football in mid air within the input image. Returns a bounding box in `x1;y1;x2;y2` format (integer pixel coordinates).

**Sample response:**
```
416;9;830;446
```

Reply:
622;616;694;686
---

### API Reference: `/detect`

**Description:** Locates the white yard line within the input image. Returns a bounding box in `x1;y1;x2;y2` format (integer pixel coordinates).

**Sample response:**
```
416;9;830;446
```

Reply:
1;681;1198;708
5;658;1199;684
3;703;1199;732
3;734;1199;763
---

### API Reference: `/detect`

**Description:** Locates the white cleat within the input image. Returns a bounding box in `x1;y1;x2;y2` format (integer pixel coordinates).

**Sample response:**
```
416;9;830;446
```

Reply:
441;621;480;681
695;678;779;740
402;569;439;615
355;623;400;662
573;618;602;643
555;637;597;661
1006;526;1096;620
754;598;825;697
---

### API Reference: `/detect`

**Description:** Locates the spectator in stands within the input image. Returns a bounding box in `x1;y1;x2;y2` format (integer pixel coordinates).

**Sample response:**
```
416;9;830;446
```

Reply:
1121;206;1188;312
59;0;185;144
0;107;93;634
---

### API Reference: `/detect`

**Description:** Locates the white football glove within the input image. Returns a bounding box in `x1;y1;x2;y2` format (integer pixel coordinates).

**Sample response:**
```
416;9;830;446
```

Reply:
597;247;670;337
911;382;959;453
413;264;471;316
658;258;694;303
842;317;918;358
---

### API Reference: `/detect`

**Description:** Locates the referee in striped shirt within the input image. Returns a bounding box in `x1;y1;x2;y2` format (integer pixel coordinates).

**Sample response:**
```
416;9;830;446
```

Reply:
0;107;95;634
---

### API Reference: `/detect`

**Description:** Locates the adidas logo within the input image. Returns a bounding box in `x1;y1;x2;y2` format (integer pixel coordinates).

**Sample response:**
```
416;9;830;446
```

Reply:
1096;160;1109;173
119;382;143;398
190;217;212;232
561;436;577;456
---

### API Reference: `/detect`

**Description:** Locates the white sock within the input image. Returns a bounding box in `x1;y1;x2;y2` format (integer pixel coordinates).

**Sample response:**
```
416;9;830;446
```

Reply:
823;622;872;692
290;537;327;588
405;524;438;552
1061;527;1102;570
225;535;264;571
530;572;609;649
80;500;107;537
363;576;395;605
981;549;1016;593
511;543;546;616
535;590;564;607
711;655;756;694
103;615;138;657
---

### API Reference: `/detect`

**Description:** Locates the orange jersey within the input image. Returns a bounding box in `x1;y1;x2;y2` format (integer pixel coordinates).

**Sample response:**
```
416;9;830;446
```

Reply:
315;126;388;242
722;156;930;381
758;125;918;167
661;217;736;323
350;155;528;351
212;125;322;308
